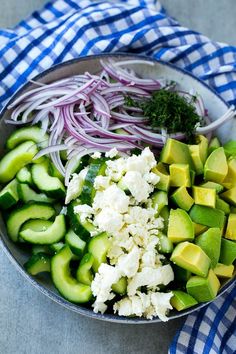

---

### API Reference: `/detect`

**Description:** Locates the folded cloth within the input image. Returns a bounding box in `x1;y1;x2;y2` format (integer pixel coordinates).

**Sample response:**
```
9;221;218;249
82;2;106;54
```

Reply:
0;0;235;352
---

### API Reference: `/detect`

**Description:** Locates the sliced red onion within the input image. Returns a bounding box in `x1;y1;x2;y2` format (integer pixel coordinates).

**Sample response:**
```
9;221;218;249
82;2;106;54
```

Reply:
196;106;235;134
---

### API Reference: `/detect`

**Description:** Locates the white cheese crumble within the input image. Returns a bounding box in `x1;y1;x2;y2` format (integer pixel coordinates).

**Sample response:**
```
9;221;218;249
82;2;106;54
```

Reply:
65;168;88;204
73;204;94;223
105;147;118;158
91;151;102;159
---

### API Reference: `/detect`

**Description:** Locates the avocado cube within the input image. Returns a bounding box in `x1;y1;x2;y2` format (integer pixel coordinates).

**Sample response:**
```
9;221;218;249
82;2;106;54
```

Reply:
170;164;191;187
171;290;198;311
172;264;191;282
208;137;221;155
171;241;211;277
231;206;236;213
167;209;194;243
189;145;204;175
215;197;230;215
152;162;170;192
220;187;236;206
213;263;234;278
190;169;196;185
195;228;221;268
151;191;168;214
171;186;194;211
186;269;220;302
219;238;236;265
193;222;208;236
225;213;236;240
189;205;225;228
204;147;228;183
200;181;224;193
160;138;194;169
193;186;216;208
223;140;236;157
222;158;236;189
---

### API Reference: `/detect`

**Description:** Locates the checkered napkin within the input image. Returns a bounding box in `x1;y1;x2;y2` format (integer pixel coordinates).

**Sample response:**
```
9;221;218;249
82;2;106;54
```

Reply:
0;0;235;352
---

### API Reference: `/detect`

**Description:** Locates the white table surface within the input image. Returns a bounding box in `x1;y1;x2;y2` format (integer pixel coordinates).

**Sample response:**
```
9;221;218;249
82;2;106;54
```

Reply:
0;1;235;353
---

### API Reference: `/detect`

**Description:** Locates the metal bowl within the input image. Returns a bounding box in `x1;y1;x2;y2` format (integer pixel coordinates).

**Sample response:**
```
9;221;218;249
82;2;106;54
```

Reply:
0;53;235;324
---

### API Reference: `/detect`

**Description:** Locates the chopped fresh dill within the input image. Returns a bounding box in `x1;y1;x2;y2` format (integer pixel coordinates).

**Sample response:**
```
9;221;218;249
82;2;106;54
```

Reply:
125;89;202;142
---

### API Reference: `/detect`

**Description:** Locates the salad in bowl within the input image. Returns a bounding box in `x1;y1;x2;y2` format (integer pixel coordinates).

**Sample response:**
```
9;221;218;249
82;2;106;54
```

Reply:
0;56;235;322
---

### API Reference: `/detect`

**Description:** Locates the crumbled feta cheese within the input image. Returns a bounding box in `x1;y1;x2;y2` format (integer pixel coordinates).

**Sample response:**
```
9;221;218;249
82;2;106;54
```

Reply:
91;151;102;159
117;246;140;278
144;172;160;185
150;292;173;322
105;148;118;158
94;207;124;233
127;264;174;296
73;204;94;223
93;185;129;213
106;158;126;182
91;263;121;313
122;171;151;202
65;168;88;204
94;176;111;190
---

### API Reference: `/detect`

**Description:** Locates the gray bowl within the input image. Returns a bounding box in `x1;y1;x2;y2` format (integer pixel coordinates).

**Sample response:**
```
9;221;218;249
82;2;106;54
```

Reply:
0;53;235;324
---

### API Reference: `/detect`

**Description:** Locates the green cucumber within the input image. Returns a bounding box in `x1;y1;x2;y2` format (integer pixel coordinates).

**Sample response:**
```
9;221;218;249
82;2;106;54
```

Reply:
50;242;65;254
0;141;38;183
80;158;107;205
112;277;127;295
18;183;54;203
32;244;51;255
51;245;92;303
7;202;55;242
31;161;65;199
16;166;33;185
88;232;110;272
20;215;66;244
6;126;49;150
158;235;174;254
151;191;168;214
67;201;96;241
0;179;19;209
65;229;86;258
24;252;51;275
76;253;94;285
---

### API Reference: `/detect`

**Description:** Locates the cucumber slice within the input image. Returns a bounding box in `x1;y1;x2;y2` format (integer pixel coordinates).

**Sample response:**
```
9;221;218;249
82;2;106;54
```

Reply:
24;253;51;275
152;191;168;214
0;179;19;209
20;215;66;244
0;141;38;183
88;232;110;272
18;183;54;203
67;201;96;241
6;126;49;150
76;253;94;285
80;158;107;205
112;277;127;295
22;219;53;232
31;161;65;199
32;244;51;255
158;235;174;254
65;229;86;258
51;245;92;303
50;242;65;254
7;202;55;242
16;166;33;185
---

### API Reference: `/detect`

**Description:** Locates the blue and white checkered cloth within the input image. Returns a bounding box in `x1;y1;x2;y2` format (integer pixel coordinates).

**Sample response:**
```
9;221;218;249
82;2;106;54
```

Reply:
0;0;235;352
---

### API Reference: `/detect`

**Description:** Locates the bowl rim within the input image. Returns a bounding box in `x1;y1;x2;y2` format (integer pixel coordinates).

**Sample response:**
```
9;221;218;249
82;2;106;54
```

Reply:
0;52;235;324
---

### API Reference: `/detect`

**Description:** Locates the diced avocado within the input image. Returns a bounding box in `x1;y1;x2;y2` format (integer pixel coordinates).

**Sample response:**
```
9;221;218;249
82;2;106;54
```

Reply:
190;169;195;185
219;238;236;265
170;241;211;277
186;269;220;302
151;191;168;215
192;186;216;208
213;263;234;278
170;164;191;187
172;264;191;282
200;181;224;193
208;137;221;155
215;197;230;215
167;209;194;243
170;186;194;211
195;228;221;268
204;147;228;183
222;158;236;190
220;187;236;206
159;206;169;234
189;145;204;175
193;222;208;236
189;205;225;228
152;162;170;192
231;206;236;213
198;135;209;164
225;213;236;240
223;140;236;157
170;290;198;311
160;138;194;169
